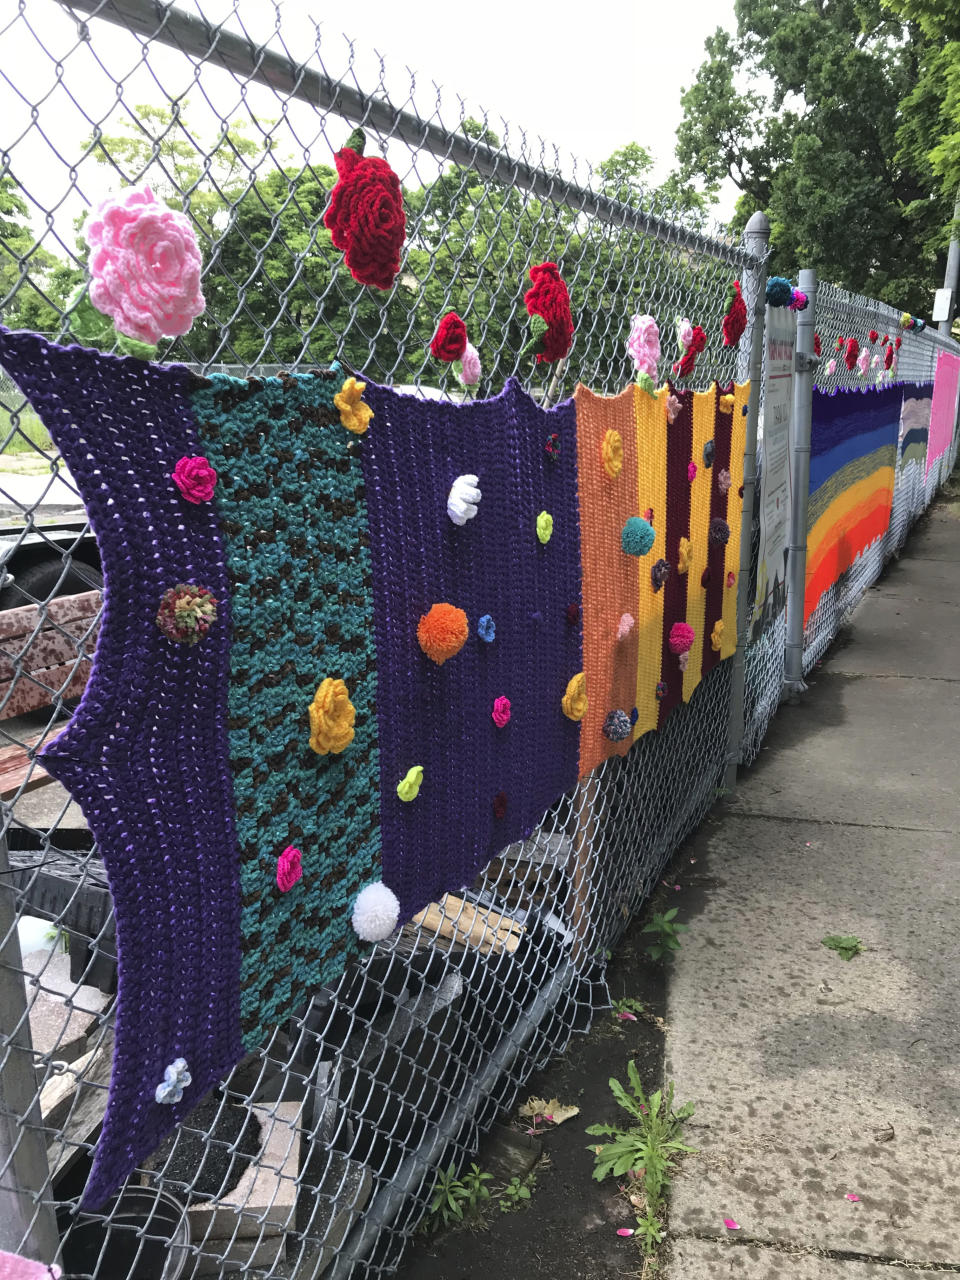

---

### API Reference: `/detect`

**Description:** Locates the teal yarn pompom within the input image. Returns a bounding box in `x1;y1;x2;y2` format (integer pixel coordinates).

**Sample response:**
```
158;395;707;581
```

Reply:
621;516;655;557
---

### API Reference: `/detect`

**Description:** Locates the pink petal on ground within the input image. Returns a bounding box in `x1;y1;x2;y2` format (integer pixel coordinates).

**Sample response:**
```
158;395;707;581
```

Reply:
616;1228;635;1237
723;1218;740;1231
673;884;682;891
845;1193;860;1202
617;1011;638;1022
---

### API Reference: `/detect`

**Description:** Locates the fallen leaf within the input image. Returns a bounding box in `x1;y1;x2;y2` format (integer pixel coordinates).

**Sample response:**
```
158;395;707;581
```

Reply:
616;1227;635;1237
628;1193;645;1210
845;1193;861;1202
518;1096;579;1124
723;1218;740;1231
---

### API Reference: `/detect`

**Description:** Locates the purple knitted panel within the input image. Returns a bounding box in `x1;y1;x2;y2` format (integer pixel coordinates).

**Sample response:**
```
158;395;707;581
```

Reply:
0;330;244;1209
359;378;582;921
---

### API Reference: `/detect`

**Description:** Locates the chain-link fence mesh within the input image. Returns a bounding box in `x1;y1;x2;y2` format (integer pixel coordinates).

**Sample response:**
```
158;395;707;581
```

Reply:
0;3;957;1278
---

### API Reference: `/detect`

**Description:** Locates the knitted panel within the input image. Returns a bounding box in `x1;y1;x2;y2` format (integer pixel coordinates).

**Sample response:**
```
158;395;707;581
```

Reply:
358;378;581;920
573;384;641;776
189;371;380;1045
680;387;715;702
0;328;245;1210
927;351;960;477
719;384;749;662
805;386;900;622
631;385;669;734
899;383;932;469
656;385;695;727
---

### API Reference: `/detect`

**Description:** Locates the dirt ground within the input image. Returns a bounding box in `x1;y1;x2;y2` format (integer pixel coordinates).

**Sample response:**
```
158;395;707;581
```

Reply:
398;832;710;1280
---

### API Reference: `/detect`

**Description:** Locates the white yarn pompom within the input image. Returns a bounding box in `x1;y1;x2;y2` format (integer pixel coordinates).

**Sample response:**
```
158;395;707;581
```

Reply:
447;474;481;526
351;881;401;941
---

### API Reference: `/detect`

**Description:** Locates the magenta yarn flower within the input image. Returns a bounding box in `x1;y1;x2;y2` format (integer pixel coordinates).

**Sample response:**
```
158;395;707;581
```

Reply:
85;185;205;343
668;621;695;655
172;455;218;503
626;314;660;381
460;342;481;386
688;461;698;482
492;696;512;728
276;846;303;893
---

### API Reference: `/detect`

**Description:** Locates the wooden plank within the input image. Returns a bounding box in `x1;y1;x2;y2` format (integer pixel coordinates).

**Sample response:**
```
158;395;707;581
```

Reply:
0;733;50;800
412;894;524;954
0;661;91;719
0;625;96;683
0;590;101;642
44;1027;114;1183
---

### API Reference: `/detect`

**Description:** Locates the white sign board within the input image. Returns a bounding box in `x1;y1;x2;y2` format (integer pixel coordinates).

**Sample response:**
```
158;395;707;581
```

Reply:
932;288;953;323
752;305;796;639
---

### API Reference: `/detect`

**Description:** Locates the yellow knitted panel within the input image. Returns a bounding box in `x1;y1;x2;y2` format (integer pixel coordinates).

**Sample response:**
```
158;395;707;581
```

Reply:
682;387;717;703
633;384;668;738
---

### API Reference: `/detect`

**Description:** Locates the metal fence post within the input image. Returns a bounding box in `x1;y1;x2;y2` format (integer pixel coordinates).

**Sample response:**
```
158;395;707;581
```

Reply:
783;267;817;696
0;837;61;1262
724;211;770;792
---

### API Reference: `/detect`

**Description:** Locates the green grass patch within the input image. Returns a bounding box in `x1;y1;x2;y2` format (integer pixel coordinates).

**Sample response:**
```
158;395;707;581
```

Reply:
0;405;53;456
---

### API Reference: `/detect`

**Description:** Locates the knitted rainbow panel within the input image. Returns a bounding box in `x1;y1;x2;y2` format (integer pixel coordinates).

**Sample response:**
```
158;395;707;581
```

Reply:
899;383;932;470
189;372;380;1045
358;378;582;919
0;328;245;1210
805;386;900;622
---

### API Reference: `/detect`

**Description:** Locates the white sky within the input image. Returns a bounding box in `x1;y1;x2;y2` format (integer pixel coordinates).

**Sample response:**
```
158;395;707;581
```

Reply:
0;0;740;256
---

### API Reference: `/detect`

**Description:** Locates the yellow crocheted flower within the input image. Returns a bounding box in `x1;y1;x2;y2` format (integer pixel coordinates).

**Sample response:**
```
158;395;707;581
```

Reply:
677;537;693;574
397;765;424;801
711;619;724;652
334;377;373;435
561;671;588;722
537;511;554;544
719;393;735;414
309;677;356;754
601;429;623;479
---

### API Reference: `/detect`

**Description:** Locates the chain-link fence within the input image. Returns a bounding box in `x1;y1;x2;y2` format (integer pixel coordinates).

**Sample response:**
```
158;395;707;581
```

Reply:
0;3;957;1278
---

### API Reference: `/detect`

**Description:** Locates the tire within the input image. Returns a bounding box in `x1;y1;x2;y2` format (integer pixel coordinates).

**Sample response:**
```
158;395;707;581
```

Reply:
0;556;103;611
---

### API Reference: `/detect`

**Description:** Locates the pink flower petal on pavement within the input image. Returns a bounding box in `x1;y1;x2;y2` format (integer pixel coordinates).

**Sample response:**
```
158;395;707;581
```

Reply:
845;1193;860;1202
617;1228;635;1237
617;1011;638;1021
723;1218;740;1231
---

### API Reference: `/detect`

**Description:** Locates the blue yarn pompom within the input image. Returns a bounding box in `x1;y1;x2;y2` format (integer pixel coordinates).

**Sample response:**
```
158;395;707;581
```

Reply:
766;276;793;307
621;516;656;557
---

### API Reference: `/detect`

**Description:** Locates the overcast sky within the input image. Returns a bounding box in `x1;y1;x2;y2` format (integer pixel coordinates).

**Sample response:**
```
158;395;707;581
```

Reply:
1;0;740;253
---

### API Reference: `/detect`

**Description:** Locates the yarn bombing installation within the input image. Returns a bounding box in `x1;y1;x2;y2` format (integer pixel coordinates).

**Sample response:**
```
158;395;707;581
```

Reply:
322;128;406;291
85;185;205;344
523;262;574;362
0;318;750;1211
722;280;748;347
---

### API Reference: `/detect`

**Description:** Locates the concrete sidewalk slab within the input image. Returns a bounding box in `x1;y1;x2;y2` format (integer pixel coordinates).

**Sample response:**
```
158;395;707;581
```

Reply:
871;555;960;602
898;508;960;561
669;1239;936;1278
824;596;960;679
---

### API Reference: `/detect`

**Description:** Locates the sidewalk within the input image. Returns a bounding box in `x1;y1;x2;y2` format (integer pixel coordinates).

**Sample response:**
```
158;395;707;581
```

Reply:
664;488;960;1275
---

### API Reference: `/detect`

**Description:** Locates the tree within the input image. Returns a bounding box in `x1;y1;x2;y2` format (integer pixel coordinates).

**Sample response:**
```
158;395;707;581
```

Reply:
675;0;951;313
0;175;81;334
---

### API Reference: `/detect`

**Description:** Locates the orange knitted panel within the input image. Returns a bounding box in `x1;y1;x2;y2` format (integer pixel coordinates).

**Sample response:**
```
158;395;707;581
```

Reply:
573;384;641;777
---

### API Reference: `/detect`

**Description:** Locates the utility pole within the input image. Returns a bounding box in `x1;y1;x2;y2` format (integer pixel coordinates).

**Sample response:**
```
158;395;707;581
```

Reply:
939;187;960;337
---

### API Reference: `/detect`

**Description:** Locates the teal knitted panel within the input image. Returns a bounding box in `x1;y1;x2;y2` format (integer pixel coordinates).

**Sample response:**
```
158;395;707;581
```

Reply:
190;367;380;1046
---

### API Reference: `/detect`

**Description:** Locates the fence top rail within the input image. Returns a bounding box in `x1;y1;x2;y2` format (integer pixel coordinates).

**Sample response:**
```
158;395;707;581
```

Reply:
59;0;760;270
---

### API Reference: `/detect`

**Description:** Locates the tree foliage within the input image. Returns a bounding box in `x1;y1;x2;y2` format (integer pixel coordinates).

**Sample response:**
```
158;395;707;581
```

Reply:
676;0;952;312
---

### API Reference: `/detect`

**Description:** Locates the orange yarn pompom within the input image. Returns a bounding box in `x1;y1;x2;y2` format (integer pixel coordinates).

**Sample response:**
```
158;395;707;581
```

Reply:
417;602;469;665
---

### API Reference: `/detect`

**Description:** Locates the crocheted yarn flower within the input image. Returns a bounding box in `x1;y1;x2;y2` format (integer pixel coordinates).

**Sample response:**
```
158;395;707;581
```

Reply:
155;1057;191;1106
85;185;205;344
334;377;373;435
566;602;580;625
678;650;690;672
826;358;837;376
627;313;660;387
722;280;748;347
844;338;859;372
677;537;693;574
308;677;356;755
665;394;681;424
709;517;731;546
323;131;406;291
717;469;732;495
675;326;707;379
431;312;468;362
617;613;635;640
397;766;424;801
726;570;736;588
602;429;623;479
523;262;574;363
276;846;303;893
869;329;879;344
417;603;469;664
710;619;725;651
561;671;588;721
493;791;508;819
765;276;793;308
719;393;735;414
651;558;670;591
655;681;668;701
884;343;894;370
156;584;217;646
460;342;481;386
895;336;902;350
536;511;554;544
602;709;632;742
814;333;822;357
172;455;217;503
668;621;695;655
492;696;512;728
856;347;870;377
789;289;808;312
687;461;698;482
477;613;496;643
447;474;481;526
544;432;561;462
703;440;715;468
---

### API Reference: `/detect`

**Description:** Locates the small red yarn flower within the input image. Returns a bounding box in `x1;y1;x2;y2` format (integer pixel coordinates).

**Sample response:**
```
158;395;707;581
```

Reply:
524;262;574;363
884;343;894;370
676;326;707;379
431;312;468;362
813;333;821;357
493;791;508;819
895;336;902;350
156;584;217;646
323;130;406;291
869;329;879;344
844;337;859;372
172;455;217;503
835;336;844;352
722;280;747;347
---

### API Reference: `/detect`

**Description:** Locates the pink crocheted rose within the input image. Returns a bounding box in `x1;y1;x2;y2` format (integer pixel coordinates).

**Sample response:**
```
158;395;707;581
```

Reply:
626;314;660;381
492;696;512;728
276;846;303;893
172;455;218;503
85;185;205;344
460;342;481;387
688;461;698;482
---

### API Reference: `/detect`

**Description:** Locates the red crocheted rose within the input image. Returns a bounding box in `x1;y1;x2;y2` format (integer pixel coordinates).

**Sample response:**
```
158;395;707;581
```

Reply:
524;262;574;363
844;337;859;372
431;312;468;362
677;325;707;379
813;332;822;357
884;343;894;370
722;280;748;347
869;329;879;344
895;335;902;349
323;144;406;291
